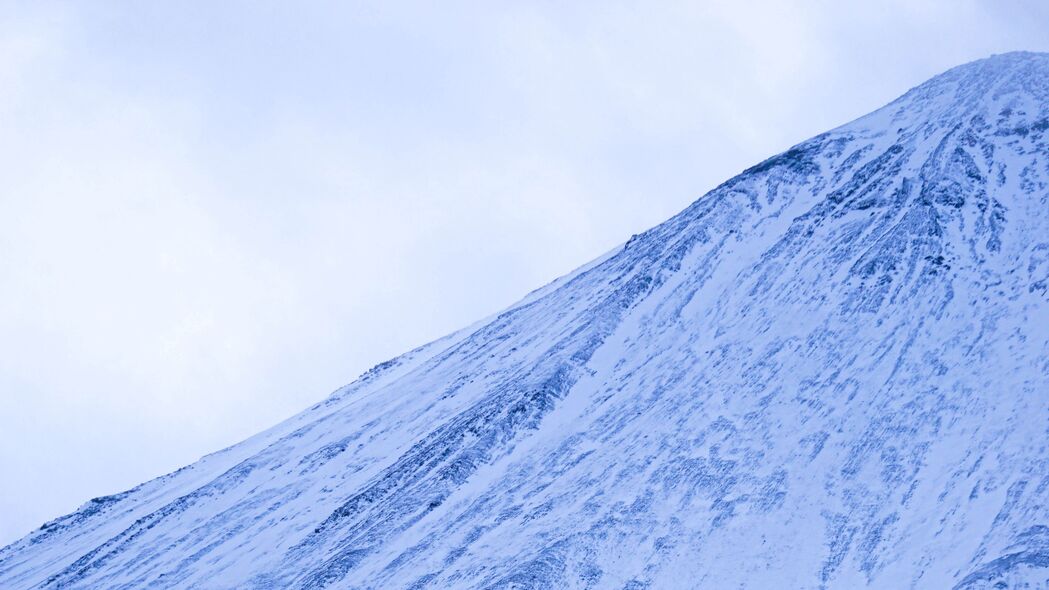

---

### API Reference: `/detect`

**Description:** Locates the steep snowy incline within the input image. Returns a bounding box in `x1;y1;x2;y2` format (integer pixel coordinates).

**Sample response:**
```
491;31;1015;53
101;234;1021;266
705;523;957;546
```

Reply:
2;52;1049;589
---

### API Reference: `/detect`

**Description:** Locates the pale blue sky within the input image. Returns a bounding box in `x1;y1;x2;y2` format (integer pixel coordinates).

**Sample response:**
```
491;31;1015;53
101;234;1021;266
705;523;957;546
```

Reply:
2;1;1047;545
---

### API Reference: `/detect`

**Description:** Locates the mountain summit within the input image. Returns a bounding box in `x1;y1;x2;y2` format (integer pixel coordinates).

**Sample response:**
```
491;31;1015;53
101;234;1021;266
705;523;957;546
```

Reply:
3;52;1049;589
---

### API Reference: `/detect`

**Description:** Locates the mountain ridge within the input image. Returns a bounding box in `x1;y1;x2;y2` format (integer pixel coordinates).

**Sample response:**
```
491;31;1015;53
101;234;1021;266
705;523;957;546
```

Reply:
3;52;1049;589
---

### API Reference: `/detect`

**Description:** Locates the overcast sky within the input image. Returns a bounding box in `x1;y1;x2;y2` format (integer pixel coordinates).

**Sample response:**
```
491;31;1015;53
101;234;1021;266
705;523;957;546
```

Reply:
1;0;1047;545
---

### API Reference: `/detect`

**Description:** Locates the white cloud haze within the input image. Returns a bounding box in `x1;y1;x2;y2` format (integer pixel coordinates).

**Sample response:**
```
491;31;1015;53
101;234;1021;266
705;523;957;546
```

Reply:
1;0;1047;544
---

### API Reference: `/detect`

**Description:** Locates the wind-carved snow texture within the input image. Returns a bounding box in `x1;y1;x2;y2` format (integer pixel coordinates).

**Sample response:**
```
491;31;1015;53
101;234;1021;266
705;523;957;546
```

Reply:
3;52;1049;589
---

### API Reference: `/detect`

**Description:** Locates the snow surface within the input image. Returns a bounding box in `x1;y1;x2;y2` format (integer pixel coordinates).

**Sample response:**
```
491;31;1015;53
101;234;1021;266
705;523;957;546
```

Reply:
3;52;1049;589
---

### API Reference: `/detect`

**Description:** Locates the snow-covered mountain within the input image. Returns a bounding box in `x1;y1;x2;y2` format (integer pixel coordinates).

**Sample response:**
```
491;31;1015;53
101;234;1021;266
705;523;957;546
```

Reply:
4;52;1049;589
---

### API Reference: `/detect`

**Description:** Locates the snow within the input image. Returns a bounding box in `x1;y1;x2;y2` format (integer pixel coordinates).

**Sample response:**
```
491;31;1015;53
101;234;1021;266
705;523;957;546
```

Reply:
2;51;1049;589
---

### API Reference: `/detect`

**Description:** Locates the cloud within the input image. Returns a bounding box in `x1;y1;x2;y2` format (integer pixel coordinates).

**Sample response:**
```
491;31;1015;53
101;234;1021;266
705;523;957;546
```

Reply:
1;0;1047;544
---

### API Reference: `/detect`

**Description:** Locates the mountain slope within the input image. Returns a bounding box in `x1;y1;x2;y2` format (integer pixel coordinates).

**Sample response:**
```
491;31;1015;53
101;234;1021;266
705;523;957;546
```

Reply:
3;52;1049;589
